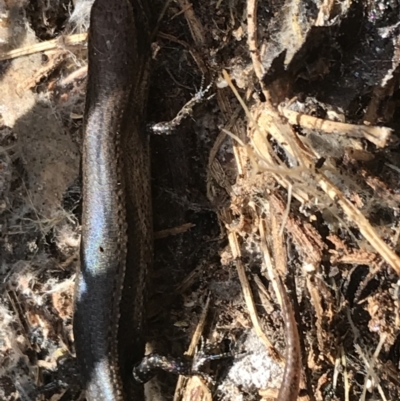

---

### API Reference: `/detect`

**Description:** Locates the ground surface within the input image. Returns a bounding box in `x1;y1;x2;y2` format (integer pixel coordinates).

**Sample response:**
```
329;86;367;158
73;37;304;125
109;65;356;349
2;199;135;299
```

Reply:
1;0;400;400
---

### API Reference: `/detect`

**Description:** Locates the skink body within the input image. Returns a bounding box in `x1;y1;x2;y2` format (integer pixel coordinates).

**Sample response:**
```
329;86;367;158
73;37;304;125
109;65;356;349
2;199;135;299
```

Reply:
73;0;152;400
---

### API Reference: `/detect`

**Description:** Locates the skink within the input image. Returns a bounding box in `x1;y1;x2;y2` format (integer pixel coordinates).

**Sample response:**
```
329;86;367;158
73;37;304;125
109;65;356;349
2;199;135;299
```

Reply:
73;0;152;400
276;276;302;401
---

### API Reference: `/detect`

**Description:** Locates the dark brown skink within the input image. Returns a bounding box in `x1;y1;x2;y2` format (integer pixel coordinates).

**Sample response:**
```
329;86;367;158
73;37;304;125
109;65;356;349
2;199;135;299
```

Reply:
73;0;152;400
276;276;302;401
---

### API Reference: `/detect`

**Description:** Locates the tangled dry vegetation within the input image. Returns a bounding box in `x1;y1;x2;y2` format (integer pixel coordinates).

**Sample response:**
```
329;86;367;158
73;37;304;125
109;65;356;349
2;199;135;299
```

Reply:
1;0;400;400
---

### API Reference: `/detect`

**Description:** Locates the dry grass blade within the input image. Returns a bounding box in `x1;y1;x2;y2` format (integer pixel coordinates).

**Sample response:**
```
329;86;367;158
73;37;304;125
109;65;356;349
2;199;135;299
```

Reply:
173;294;211;401
227;227;283;363
279;106;393;148
154;222;195;239
0;33;87;61
247;0;264;82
